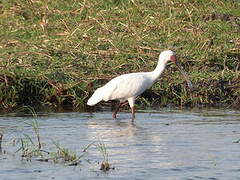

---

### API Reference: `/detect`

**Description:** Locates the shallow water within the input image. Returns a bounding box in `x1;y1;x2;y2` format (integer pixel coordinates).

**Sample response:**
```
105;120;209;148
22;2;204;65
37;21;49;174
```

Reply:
1;108;240;180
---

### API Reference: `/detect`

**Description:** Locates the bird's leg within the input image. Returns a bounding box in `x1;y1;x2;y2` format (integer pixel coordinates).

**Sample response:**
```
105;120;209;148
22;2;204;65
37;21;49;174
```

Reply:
128;97;136;121
112;101;122;119
112;101;129;119
131;106;135;121
120;101;129;106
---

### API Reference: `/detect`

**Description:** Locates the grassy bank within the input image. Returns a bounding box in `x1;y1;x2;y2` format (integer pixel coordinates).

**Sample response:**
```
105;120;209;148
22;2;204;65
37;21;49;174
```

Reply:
0;0;239;110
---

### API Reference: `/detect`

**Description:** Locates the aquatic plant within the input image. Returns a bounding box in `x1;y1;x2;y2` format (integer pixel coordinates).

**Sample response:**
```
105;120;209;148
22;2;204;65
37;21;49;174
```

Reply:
50;141;85;166
11;107;113;169
14;120;113;170
15;119;48;160
95;142;111;171
12;106;44;159
49;141;113;169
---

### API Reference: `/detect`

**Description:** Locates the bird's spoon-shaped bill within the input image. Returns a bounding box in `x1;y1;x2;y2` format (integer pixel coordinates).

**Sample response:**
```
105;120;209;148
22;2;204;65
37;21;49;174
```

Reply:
175;62;193;89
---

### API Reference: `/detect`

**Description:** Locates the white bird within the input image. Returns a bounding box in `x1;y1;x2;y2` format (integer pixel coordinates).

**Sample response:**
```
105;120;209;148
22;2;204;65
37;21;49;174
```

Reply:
87;50;192;120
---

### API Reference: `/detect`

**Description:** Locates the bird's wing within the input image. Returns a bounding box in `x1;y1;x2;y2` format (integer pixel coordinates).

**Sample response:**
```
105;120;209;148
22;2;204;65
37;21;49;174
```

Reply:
100;80;118;101
87;80;118;105
103;73;152;101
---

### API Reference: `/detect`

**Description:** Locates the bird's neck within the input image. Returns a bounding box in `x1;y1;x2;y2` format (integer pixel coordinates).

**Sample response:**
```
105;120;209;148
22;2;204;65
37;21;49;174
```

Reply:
150;60;167;81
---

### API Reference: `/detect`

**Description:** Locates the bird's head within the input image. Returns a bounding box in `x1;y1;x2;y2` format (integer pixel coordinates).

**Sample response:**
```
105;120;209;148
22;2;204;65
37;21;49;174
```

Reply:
159;50;193;89
159;50;177;64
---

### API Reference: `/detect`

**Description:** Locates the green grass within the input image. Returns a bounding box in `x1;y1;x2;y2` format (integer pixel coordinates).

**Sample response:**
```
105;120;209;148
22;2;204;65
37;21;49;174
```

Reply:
0;0;239;109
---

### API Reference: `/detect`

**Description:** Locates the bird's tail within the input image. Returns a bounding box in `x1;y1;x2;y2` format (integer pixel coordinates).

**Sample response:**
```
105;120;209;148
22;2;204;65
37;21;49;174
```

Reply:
87;88;103;106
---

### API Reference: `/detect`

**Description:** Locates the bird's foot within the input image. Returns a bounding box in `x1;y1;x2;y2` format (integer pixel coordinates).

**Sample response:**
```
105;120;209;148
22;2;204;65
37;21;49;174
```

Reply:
131;116;135;122
112;113;117;119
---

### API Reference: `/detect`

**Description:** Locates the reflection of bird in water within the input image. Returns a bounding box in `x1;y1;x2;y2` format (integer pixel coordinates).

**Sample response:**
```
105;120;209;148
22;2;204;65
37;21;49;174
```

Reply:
88;120;138;138
87;50;192;120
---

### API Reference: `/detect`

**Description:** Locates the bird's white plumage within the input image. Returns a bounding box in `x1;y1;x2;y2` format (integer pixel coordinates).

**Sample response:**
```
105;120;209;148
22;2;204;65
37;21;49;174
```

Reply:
87;50;189;120
87;72;158;105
